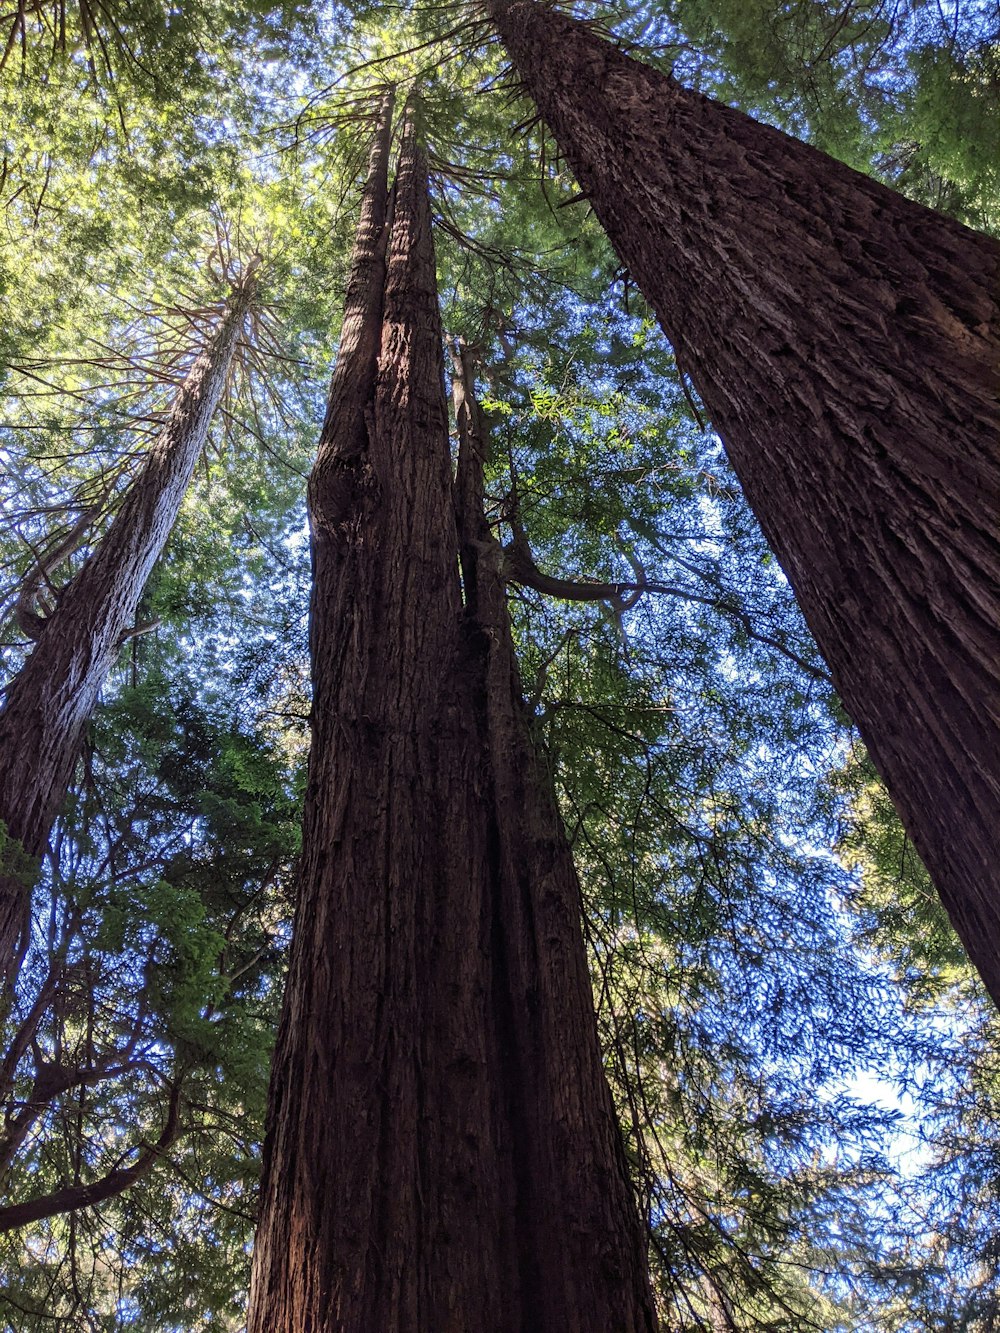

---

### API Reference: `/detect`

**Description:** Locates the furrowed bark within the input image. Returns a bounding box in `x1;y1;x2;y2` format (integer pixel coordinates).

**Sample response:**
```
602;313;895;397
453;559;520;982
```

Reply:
313;86;396;482
452;341;659;1330
248;112;656;1332
488;1;1000;1006
0;264;258;992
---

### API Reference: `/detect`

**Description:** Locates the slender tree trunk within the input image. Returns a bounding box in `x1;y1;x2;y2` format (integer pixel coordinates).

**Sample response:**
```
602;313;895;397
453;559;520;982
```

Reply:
488;1;1000;1006
247;102;657;1333
0;265;257;990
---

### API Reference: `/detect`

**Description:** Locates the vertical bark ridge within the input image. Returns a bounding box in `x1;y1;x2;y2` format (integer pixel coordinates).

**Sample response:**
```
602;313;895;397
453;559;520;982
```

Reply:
249;110;657;1332
249;101;486;1332
488;1;1000;1005
312;85;396;491
451;334;492;599
453;343;659;1330
0;263;259;990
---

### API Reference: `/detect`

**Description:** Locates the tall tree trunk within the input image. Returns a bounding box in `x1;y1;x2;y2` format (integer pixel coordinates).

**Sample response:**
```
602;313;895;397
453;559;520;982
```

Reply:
0;264;257;990
487;1;1000;1006
247;102;657;1333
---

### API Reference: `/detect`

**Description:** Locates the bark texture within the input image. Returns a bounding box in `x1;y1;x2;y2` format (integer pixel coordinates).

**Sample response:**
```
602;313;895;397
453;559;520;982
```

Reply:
0;269;256;989
489;1;1000;1005
247;105;656;1333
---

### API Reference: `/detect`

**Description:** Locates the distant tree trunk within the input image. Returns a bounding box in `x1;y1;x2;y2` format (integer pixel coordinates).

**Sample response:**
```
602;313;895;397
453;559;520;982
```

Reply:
0;264;257;991
488;2;1000;1006
247;100;657;1333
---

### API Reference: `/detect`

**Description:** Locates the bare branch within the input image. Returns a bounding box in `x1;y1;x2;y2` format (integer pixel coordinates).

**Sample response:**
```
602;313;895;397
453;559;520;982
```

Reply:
0;1080;182;1233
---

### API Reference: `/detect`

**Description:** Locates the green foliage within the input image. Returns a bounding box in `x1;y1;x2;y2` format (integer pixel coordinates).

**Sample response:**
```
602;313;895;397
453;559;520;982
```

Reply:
898;36;1000;224
1;0;999;1326
0;821;38;890
0;672;303;1328
831;749;970;1002
617;0;1000;224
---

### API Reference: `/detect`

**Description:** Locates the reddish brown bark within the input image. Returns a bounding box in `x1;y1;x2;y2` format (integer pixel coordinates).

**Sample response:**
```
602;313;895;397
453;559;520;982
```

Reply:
0;266;257;990
247;104;656;1333
488;2;1000;1006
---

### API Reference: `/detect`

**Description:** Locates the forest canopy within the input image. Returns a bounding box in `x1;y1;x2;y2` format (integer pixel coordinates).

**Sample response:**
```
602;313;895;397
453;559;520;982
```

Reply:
1;0;999;1328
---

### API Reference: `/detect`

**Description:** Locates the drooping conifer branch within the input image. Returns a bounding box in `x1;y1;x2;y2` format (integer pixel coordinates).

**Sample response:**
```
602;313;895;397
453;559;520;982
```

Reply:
0;1079;183;1234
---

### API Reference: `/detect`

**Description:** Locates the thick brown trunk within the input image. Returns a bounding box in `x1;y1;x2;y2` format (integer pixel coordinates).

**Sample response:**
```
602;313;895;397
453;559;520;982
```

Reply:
489;2;1000;1006
0;267;256;989
247;104;656;1333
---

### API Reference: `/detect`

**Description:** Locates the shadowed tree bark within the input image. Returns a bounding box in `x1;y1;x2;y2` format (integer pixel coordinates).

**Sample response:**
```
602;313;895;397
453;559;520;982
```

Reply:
487;0;1000;1006
0;263;258;992
247;100;657;1333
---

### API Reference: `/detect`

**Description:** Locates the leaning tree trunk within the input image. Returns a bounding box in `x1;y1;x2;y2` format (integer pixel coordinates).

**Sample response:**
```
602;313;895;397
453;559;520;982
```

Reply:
0;264;257;991
247;101;657;1333
488;1;1000;1006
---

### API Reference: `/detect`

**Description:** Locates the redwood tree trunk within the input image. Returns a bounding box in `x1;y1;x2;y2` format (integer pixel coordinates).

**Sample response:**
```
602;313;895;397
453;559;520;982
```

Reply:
0;267;256;989
488;2;1000;1005
247;103;657;1333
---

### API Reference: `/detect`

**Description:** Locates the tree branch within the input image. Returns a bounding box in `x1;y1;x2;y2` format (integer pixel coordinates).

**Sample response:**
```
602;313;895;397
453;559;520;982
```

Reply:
504;532;832;684
0;1080;182;1233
